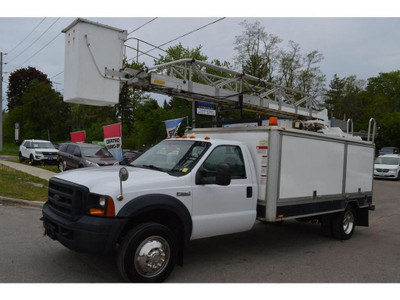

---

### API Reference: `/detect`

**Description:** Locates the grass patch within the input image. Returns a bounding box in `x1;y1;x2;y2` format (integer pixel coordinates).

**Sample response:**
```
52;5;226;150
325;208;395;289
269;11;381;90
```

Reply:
8;158;59;173
0;143;19;156
0;164;49;201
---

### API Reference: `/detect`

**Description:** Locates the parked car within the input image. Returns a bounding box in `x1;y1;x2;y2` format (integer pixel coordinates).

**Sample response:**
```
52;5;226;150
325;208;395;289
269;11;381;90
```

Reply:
120;149;143;165
19;139;58;165
374;154;400;180
57;142;118;172
378;147;400;156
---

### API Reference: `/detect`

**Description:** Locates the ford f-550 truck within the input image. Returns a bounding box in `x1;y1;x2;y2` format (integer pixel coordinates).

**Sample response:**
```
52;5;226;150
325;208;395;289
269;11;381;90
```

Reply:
42;123;375;282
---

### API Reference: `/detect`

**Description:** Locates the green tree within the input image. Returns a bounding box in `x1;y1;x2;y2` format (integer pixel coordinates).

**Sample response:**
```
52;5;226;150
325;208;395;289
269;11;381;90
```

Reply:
234;21;326;96
234;20;281;81
133;99;169;149
7;67;51;111
366;71;400;112
325;74;366;120
68;104;117;142
20;79;70;141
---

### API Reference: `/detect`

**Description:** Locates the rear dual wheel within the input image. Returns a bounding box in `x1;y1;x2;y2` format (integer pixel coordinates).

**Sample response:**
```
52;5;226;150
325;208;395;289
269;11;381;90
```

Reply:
322;206;356;240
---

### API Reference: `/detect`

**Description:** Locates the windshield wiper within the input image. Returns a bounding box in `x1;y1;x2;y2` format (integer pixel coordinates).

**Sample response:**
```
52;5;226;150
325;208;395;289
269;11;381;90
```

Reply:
138;164;165;172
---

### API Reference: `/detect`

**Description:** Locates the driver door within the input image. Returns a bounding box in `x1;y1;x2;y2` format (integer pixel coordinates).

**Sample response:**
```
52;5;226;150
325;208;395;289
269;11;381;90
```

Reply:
191;144;256;240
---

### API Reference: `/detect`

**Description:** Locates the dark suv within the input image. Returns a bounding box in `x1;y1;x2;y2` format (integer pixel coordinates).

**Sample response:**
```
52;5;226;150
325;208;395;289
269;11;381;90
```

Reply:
57;142;118;172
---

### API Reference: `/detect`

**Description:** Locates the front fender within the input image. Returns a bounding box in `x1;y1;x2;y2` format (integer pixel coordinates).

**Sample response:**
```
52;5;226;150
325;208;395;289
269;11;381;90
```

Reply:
117;193;193;248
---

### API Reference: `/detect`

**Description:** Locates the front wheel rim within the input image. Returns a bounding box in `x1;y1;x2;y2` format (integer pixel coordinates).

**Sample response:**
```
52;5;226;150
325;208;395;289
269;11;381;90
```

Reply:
343;210;354;234
134;236;170;278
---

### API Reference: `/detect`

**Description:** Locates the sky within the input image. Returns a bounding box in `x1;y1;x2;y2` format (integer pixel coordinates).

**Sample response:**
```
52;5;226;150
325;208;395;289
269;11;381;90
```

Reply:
1;1;400;111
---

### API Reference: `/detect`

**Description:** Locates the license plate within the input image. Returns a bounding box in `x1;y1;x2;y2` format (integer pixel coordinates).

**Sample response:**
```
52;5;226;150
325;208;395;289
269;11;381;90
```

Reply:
48;157;53;160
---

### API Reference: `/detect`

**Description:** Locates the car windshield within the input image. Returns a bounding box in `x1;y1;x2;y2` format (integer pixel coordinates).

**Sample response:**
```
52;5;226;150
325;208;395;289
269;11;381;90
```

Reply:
81;147;113;158
32;142;55;149
375;157;399;165
131;140;210;173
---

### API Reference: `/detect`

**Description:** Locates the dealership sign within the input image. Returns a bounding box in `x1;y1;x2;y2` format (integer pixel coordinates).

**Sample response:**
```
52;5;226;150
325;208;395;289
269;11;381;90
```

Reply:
196;102;216;116
103;123;123;161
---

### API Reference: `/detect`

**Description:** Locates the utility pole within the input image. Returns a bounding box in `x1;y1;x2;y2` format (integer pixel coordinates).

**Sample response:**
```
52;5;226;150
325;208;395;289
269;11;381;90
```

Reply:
0;52;3;152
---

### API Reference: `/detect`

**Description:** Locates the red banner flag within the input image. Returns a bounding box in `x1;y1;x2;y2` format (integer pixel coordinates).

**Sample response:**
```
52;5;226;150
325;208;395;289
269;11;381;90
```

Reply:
70;131;86;142
103;123;121;139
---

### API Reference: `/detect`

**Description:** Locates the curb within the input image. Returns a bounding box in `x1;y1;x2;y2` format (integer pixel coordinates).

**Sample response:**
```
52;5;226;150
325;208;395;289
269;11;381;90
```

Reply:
0;196;44;208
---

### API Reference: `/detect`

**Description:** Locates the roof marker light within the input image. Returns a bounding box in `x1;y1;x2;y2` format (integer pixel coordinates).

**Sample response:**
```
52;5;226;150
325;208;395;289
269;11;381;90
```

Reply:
269;117;278;126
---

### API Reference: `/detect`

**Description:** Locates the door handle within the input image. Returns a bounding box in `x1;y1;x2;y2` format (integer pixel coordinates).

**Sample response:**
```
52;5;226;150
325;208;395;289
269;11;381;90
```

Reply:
246;187;252;198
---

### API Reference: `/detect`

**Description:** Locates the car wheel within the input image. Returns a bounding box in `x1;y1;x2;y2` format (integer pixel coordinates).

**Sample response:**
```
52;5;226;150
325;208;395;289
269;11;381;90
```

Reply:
29;155;36;165
58;160;65;172
117;223;178;283
331;206;356;240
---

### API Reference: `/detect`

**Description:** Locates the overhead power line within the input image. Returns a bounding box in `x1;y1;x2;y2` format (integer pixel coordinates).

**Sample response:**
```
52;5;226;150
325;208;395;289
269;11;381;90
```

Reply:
6;18;46;55
128;17;158;35
133;17;226;61
6;18;60;65
50;70;64;79
15;32;62;69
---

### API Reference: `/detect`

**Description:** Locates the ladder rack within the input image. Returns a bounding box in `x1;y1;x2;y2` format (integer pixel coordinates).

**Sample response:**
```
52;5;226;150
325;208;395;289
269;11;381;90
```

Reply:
106;58;327;121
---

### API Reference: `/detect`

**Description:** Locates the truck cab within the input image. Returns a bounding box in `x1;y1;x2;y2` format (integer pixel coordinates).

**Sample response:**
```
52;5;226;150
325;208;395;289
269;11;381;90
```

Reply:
42;137;257;282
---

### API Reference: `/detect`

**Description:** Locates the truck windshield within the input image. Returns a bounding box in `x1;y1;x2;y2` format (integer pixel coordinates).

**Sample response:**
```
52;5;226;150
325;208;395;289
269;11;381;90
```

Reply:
131;140;210;174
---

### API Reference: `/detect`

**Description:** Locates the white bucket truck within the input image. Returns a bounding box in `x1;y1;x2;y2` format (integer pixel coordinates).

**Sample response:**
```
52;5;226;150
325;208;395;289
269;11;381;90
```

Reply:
42;18;376;283
42;119;375;282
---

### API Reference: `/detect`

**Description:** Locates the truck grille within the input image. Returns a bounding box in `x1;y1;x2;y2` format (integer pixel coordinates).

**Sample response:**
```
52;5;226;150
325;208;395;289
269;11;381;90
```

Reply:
43;151;58;156
47;178;89;221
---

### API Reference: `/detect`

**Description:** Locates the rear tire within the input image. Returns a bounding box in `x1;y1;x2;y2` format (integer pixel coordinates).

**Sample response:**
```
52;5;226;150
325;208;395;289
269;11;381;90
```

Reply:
117;223;177;283
331;206;356;240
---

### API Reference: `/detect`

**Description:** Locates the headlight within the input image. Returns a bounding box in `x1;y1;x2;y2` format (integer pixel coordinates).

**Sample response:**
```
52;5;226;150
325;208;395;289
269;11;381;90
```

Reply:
85;160;99;167
87;194;115;217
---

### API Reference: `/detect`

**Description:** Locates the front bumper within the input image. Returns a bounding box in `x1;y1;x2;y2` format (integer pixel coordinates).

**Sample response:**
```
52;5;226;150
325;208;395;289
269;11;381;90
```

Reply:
42;202;128;253
34;154;58;164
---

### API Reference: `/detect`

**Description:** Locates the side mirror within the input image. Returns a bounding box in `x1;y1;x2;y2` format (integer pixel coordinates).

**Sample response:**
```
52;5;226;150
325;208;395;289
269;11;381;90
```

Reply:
216;163;231;186
195;163;231;186
119;167;129;181
117;167;129;201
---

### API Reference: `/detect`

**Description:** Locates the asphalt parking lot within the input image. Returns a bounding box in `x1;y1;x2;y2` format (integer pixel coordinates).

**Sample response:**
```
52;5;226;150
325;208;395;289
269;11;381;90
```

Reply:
0;178;399;283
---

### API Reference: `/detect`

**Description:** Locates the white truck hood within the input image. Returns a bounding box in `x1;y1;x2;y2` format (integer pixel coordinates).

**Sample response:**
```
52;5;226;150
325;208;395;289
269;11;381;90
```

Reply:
53;166;185;196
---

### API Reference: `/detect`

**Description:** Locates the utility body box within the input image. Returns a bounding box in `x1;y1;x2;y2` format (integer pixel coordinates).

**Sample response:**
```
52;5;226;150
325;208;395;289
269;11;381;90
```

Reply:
187;126;375;222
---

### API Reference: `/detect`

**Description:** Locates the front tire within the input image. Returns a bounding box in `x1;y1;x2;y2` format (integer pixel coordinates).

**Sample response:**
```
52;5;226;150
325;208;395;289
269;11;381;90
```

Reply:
29;155;36;165
331;206;356;240
117;223;178;283
58;160;65;172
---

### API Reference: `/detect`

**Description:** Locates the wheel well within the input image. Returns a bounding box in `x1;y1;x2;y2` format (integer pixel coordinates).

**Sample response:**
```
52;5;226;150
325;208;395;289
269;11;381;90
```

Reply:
120;209;186;265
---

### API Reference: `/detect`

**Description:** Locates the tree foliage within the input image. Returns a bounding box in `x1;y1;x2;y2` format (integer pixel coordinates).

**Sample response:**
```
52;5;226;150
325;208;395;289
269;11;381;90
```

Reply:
234;21;326;96
7;67;51;111
324;71;400;149
4;79;70;142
